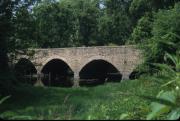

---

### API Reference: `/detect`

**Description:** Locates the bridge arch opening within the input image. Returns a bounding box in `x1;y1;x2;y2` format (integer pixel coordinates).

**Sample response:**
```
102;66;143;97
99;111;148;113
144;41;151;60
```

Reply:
41;59;74;87
14;58;37;85
79;60;122;87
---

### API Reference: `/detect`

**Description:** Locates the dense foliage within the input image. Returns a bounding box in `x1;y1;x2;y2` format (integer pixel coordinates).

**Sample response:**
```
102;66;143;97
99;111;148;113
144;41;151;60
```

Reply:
131;2;180;73
1;0;179;51
0;0;12;72
7;0;134;49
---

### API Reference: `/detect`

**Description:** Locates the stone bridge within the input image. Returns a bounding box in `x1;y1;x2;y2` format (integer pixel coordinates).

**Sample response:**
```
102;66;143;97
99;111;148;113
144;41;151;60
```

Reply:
10;45;143;87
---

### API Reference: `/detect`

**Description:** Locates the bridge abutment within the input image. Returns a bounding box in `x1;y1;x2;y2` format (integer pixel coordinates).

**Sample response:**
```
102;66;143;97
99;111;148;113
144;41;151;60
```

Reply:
73;72;80;88
34;71;44;87
121;71;131;81
122;74;130;81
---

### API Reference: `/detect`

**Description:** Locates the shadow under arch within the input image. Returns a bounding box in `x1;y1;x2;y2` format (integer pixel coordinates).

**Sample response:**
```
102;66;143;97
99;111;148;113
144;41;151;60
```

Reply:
14;58;37;85
41;59;74;87
79;59;122;87
129;70;145;80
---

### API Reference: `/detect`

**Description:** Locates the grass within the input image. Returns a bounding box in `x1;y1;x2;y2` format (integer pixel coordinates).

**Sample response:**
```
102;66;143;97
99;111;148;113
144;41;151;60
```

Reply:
0;79;161;120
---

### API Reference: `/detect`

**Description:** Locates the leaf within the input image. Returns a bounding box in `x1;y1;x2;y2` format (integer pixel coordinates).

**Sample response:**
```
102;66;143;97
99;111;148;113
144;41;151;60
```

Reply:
165;53;180;71
147;102;171;120
0;96;11;105
157;91;176;104
168;108;180;120
166;53;180;71
152;63;176;76
120;113;129;120
11;116;33;120
161;80;176;87
169;32;180;40
146;91;176;120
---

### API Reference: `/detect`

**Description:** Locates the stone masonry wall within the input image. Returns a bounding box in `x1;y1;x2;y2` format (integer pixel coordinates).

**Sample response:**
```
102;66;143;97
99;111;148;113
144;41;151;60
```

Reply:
12;45;142;86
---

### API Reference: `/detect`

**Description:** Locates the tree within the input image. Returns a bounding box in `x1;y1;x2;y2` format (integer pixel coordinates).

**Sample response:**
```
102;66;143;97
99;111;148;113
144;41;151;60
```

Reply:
77;0;100;46
129;14;153;44
142;2;180;73
0;0;13;72
33;0;78;48
0;0;40;92
105;0;132;45
11;6;37;50
6;0;41;51
129;0;179;25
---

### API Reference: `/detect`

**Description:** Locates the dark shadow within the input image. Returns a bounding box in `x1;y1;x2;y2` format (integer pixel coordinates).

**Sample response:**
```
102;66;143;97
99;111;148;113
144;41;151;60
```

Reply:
129;71;145;80
79;60;122;87
14;58;37;85
129;71;139;80
41;59;74;87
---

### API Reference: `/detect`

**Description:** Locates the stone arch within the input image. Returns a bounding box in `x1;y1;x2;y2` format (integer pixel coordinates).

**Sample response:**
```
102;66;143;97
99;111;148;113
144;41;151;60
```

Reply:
40;58;74;87
79;56;122;73
79;58;122;86
40;56;73;72
14;58;37;85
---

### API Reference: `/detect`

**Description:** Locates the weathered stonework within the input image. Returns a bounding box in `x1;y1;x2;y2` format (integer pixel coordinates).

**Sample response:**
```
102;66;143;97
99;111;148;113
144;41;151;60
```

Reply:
11;45;143;87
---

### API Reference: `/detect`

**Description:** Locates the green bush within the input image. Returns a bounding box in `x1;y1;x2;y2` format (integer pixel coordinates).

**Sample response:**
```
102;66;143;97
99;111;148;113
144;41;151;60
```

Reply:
0;72;16;95
144;3;180;64
134;2;180;74
147;53;180;120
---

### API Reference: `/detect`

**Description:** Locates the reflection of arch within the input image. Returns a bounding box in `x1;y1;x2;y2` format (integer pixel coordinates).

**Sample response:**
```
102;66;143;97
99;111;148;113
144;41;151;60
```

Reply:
41;58;74;87
79;59;122;86
15;58;37;85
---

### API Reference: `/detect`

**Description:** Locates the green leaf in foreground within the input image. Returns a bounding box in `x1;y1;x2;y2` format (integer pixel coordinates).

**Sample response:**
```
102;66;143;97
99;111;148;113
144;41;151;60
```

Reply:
167;108;180;120
0;96;11;105
147;91;176;120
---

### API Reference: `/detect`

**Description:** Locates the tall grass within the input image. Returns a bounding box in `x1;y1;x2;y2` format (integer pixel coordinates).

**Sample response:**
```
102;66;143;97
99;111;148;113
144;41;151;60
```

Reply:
0;79;161;120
